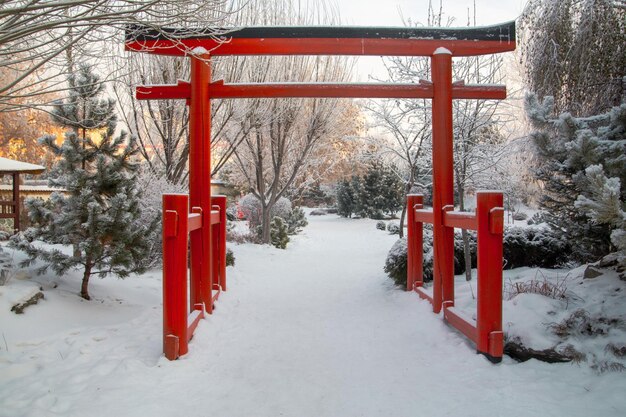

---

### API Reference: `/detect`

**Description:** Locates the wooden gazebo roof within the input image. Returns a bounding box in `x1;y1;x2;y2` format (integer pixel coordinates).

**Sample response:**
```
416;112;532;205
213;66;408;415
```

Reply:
0;157;45;233
0;157;45;174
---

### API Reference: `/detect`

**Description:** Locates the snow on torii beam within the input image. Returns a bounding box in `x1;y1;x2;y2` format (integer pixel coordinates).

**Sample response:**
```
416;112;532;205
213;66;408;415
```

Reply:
125;22;515;57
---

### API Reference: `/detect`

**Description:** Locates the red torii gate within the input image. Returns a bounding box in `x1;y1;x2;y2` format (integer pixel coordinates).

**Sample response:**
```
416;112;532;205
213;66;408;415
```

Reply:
125;22;515;362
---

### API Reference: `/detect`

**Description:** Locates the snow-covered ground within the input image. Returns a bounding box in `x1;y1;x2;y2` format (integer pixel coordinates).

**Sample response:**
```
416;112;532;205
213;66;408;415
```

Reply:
1;213;625;417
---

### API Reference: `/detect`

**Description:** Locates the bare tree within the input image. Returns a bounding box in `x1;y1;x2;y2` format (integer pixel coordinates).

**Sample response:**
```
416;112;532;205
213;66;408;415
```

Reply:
0;0;234;112
367;1;511;279
519;0;625;116
231;58;354;243
221;0;356;243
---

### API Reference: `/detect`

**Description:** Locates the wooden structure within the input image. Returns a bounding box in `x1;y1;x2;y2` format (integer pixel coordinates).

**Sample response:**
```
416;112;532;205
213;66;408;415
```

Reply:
125;21;514;361
0;157;45;233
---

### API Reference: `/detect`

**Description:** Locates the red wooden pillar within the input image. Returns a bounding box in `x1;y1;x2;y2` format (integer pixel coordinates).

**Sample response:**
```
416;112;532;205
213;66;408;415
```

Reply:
430;49;455;313
476;191;504;362
189;53;213;314
162;194;189;360
406;194;424;291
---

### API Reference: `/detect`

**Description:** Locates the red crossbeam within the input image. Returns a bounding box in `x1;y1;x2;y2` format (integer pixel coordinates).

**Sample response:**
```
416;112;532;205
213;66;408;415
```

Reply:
188;212;202;232
413;208;434;224
442;207;478;230
126;38;515;58
136;81;506;101
443;303;478;343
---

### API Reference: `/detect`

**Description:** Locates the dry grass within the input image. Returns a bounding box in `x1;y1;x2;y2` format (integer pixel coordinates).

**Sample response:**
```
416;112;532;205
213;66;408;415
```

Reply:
605;343;626;358
504;270;569;301
550;309;623;338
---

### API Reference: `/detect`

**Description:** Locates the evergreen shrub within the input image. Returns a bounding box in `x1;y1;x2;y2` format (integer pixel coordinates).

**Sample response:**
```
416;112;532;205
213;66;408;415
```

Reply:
226;247;235;267
376;221;386;231
387;222;401;235
270;217;289;249
384;226;569;287
287;207;308;235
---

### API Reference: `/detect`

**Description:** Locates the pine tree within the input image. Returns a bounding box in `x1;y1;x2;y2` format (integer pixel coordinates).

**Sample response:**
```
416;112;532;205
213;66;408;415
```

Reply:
336;178;357;218
380;163;404;217
358;160;385;219
10;65;158;300
270;217;289;249
526;94;625;264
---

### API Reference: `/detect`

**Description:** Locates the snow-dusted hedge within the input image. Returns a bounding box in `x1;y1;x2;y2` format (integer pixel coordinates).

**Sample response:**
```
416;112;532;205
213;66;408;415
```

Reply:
136;170;186;267
387;222;401;235
385;226;570;287
503;226;570;269
286;206;308;235
239;193;292;228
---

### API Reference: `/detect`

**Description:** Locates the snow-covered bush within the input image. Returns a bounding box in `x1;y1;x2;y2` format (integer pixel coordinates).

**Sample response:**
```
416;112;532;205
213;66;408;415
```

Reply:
526;95;625;265
300;183;335;207
384;238;408;286
286;206;308;235
376;221;386;231
226;247;235;267
136;169;186;266
0;246;12;286
385;225;571;287
503;227;570;269
310;209;326;216
270;217;289;249
239;193;292;229
226;204;238;221
512;211;528;221
387;222;401;235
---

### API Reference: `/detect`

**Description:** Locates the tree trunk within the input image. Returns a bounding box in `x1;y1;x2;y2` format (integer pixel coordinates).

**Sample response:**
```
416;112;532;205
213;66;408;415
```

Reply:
260;204;272;244
399;171;415;239
458;187;473;281
81;262;92;300
398;200;407;239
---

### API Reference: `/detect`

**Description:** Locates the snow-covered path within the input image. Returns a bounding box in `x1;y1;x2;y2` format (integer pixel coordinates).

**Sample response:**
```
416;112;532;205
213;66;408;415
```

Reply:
1;214;625;417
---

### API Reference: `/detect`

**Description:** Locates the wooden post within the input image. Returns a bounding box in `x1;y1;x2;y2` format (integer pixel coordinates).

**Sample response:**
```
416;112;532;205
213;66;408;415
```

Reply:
12;173;19;233
430;49;455;314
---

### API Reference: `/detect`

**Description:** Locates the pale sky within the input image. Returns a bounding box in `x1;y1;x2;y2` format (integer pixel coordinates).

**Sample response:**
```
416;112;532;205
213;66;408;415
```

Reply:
332;0;527;80
336;0;525;26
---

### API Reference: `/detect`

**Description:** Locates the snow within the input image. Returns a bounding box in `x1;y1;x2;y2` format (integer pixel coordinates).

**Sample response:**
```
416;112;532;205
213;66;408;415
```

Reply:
433;47;452;55
0;157;45;174
190;46;209;55
1;214;625;417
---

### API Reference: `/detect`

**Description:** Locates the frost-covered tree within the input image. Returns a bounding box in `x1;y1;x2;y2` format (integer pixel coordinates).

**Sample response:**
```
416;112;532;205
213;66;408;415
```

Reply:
227;0;356;244
10;65;158;300
336;177;358;218
520;0;625;116
526;94;626;264
0;0;234;111
369;3;509;269
336;160;403;219
575;165;626;272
